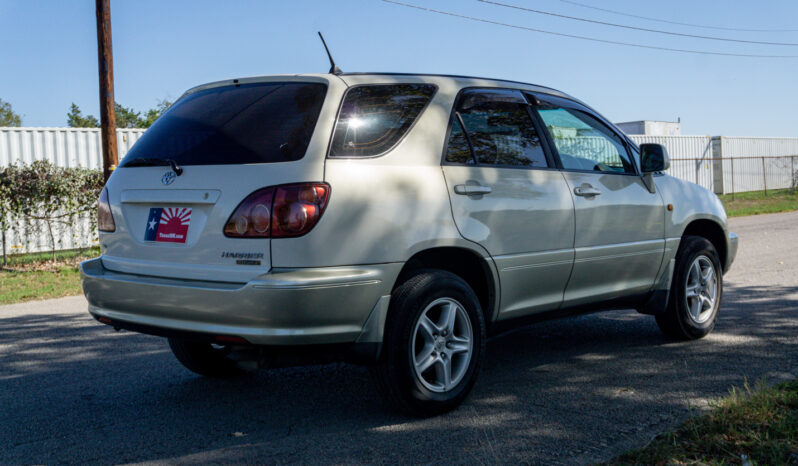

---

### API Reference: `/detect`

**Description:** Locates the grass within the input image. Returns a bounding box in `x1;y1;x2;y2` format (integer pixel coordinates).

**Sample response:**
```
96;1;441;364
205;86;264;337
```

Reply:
0;247;99;305
720;188;798;217
607;379;798;465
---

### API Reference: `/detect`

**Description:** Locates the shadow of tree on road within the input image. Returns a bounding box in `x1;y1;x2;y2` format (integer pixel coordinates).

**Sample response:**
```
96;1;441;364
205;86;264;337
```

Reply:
0;283;795;464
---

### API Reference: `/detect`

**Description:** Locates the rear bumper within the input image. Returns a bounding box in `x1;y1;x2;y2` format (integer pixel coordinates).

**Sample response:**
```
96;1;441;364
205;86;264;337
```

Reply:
81;258;400;346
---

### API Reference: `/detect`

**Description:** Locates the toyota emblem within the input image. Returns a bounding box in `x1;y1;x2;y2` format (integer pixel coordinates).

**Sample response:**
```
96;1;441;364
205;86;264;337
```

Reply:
161;171;176;185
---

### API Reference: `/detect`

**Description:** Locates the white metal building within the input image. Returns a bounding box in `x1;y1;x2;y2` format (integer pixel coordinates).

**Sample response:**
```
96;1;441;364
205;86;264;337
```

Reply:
617;120;681;136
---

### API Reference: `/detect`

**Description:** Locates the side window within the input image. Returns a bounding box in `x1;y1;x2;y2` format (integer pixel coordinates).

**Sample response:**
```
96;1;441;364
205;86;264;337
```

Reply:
329;84;436;157
536;100;634;174
445;89;549;168
445;117;475;164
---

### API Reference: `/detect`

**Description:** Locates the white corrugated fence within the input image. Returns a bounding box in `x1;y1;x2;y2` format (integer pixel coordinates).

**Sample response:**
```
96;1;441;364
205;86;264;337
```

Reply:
0;127;145;168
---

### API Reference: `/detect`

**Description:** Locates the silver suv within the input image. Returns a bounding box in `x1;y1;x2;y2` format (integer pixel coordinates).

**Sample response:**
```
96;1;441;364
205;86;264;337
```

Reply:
82;73;738;416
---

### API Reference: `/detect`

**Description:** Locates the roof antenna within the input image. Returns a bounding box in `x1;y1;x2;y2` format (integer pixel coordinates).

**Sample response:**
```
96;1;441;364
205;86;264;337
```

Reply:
317;31;342;75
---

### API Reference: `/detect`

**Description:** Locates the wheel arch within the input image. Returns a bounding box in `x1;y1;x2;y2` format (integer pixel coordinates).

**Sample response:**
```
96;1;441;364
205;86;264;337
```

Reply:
393;246;499;325
681;219;728;272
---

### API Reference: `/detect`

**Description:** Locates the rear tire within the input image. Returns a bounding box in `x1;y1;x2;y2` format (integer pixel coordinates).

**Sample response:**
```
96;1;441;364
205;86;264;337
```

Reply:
168;338;244;378
656;236;723;340
370;269;486;417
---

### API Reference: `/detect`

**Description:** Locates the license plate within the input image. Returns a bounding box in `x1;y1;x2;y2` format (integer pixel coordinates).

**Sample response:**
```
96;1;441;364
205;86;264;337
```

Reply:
144;207;191;243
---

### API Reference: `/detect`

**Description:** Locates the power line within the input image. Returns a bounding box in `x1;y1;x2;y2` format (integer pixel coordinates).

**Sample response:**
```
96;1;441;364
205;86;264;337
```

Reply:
560;0;798;33
382;0;798;58
479;0;798;46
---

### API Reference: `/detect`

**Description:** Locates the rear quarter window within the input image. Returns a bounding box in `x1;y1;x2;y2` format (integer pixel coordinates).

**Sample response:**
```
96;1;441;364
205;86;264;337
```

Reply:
329;84;437;157
121;82;327;166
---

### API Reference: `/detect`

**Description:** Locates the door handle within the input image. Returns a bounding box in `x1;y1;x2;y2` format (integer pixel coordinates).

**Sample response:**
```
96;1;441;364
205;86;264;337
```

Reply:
454;184;492;195
574;185;601;197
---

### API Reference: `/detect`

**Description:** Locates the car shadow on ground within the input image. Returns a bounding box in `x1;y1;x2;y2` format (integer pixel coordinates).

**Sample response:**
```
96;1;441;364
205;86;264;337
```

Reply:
1;283;796;464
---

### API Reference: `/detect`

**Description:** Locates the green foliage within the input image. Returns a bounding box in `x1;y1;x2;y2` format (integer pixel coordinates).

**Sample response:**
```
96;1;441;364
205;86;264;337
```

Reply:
67;103;100;128
0;98;22;127
114;102;142;128
0;164;25;238
140;99;173;128
0;161;104;260
67;100;172;129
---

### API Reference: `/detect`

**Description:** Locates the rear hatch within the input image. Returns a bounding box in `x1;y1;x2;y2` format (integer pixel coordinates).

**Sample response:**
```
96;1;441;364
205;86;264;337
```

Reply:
101;76;339;283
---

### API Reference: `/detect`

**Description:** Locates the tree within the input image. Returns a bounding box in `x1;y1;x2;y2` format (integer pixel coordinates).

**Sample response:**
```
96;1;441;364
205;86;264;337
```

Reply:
114;102;141;128
0;99;22;127
67;100;171;129
140;99;172;128
67;103;100;128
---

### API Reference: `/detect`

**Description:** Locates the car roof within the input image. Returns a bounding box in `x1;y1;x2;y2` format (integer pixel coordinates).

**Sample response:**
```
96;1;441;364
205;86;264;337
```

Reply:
184;72;579;102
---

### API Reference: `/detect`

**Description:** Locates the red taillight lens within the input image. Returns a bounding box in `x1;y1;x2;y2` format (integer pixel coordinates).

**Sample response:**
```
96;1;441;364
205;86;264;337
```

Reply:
224;188;274;238
272;184;329;237
98;187;115;232
224;183;330;238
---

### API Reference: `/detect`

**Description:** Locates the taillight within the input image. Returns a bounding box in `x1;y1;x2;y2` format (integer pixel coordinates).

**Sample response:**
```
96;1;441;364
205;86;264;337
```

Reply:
224;183;330;238
98;187;116;232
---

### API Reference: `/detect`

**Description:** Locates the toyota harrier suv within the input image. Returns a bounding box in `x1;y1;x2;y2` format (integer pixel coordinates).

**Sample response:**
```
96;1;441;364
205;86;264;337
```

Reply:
82;73;738;416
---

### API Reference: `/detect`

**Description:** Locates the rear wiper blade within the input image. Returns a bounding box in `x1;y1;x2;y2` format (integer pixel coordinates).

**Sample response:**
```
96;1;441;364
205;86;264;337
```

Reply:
123;157;183;175
123;157;168;167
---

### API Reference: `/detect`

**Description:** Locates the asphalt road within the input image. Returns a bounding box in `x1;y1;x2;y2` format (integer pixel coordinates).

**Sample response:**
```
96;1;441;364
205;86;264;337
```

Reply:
2;212;797;465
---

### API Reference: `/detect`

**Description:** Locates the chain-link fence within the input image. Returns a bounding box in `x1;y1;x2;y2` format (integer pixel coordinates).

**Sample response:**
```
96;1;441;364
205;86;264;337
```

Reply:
666;155;798;196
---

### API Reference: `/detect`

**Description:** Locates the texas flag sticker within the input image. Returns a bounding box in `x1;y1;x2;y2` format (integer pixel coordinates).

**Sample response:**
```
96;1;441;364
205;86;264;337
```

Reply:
144;207;191;243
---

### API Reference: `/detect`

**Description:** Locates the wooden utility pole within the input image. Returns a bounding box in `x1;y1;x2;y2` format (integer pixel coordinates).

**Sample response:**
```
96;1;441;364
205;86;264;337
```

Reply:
96;0;117;182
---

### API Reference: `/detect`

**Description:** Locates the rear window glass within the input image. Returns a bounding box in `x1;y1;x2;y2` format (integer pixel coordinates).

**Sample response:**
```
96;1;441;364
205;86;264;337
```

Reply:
121;82;327;166
329;84;436;157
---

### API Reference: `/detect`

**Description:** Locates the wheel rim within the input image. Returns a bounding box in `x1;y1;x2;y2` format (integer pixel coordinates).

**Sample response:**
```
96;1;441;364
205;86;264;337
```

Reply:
411;297;473;393
684;255;719;324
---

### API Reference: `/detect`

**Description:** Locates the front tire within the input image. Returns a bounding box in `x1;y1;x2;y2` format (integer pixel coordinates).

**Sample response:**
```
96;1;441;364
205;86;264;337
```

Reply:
370;270;486;417
168;338;244;378
656;236;723;340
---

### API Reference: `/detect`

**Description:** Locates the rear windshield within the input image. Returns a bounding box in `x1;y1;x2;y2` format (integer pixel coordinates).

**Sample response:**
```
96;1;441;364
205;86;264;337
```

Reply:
329;84;437;157
121;82;327;166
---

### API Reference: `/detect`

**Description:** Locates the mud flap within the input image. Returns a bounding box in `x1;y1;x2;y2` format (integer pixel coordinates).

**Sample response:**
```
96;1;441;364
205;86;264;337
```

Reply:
637;258;674;315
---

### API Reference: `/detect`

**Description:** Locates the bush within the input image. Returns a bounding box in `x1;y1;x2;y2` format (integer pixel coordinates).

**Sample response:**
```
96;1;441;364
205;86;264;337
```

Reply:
0;161;104;263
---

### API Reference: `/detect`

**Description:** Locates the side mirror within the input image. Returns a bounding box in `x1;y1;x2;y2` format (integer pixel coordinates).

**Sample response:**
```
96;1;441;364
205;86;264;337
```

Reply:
640;143;670;173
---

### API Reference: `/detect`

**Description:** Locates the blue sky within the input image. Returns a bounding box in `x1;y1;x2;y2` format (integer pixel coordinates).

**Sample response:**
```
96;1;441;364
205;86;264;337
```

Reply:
1;0;796;136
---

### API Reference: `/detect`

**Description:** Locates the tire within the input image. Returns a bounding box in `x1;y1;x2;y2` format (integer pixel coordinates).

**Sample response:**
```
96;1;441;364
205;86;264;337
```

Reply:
168;338;244;378
656;235;723;340
370;269;486;417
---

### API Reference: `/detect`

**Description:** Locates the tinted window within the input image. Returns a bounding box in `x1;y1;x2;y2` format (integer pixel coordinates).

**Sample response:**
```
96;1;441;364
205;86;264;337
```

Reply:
445;117;475;164
452;89;548;168
121;82;327;166
330;84;436;157
536;100;634;174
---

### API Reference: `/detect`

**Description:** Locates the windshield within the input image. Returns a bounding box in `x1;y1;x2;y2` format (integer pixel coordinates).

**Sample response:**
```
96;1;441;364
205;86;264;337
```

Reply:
121;82;327;166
